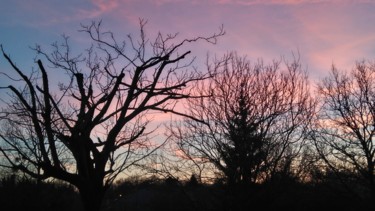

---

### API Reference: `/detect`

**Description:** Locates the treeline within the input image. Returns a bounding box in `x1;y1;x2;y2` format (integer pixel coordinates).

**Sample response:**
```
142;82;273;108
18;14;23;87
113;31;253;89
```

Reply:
0;172;372;211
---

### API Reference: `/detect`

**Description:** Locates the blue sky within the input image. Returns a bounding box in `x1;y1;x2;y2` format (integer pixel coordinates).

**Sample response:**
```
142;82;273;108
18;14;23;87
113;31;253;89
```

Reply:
1;0;375;85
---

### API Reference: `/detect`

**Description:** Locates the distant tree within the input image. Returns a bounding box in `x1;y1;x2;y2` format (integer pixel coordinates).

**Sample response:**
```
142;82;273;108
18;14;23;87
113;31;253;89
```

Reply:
311;62;375;197
188;174;199;186
0;20;224;211
169;52;316;186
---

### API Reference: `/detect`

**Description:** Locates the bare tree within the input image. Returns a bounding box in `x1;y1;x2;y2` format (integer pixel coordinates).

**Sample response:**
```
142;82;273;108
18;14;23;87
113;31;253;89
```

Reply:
311;61;375;197
169;52;315;186
0;20;224;211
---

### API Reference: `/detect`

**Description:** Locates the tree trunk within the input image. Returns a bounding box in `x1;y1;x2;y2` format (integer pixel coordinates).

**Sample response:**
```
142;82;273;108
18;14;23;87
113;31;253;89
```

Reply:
79;184;105;211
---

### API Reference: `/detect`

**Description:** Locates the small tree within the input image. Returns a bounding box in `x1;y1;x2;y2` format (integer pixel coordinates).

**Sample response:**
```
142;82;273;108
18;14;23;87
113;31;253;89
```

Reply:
217;81;266;185
311;61;375;197
170;52;315;185
0;20;224;211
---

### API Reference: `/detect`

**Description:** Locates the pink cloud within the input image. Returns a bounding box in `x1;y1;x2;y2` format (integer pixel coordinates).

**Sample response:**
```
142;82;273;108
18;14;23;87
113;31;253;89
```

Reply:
78;0;119;19
287;3;375;78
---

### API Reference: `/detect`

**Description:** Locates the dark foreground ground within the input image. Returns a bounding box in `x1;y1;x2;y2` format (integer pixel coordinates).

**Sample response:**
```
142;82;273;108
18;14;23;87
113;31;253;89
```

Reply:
1;175;373;211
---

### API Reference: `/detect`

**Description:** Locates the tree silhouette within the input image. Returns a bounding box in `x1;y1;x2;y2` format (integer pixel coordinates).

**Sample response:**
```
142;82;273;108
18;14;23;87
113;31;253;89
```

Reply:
0;20;224;211
170;52;315;185
311;61;375;198
223;83;265;185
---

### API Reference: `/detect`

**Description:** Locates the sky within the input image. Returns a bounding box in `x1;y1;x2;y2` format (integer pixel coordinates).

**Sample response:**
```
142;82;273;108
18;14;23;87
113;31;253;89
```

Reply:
1;0;375;83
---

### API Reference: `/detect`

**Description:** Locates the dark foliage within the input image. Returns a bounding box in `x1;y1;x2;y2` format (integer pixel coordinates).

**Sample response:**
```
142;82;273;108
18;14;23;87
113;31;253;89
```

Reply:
2;174;372;211
0;175;81;211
